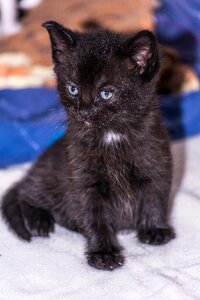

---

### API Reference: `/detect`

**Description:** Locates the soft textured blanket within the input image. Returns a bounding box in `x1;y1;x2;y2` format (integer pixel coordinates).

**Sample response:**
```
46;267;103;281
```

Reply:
0;134;200;300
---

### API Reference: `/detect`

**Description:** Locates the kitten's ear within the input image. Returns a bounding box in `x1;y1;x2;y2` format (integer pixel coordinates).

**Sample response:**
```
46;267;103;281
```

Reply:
126;30;159;80
42;21;77;64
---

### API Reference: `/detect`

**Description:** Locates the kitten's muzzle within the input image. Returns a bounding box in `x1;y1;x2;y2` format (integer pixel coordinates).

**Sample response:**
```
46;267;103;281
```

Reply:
78;110;93;127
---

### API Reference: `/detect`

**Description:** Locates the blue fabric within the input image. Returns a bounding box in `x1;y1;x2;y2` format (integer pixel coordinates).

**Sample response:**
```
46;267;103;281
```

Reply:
155;0;200;76
1;88;200;168
0;89;66;168
160;92;200;139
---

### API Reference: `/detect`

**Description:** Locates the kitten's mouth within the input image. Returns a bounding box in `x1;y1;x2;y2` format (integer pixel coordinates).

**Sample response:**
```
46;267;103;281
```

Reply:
84;121;92;127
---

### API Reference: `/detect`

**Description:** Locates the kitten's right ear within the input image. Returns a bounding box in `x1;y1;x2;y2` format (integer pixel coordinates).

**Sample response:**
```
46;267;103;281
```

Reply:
42;21;77;64
124;30;159;80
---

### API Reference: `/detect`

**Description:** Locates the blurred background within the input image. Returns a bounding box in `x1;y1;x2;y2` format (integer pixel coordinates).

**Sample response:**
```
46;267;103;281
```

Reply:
0;0;200;167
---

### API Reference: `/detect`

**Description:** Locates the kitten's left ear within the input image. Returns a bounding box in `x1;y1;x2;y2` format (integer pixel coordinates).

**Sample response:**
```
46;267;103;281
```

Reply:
126;30;159;80
42;21;77;64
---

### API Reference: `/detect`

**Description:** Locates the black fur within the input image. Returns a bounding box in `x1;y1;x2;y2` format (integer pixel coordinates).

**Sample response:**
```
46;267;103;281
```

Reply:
1;21;175;271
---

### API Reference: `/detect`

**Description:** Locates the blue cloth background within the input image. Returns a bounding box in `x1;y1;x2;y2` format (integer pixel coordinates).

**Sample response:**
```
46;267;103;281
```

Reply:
0;89;66;168
155;0;200;77
1;88;200;168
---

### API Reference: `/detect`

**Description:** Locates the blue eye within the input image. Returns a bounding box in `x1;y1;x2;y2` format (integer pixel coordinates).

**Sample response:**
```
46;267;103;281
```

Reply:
68;84;79;96
100;91;113;100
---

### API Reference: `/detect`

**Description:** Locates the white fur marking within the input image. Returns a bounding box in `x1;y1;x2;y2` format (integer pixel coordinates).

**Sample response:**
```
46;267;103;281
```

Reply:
104;131;122;144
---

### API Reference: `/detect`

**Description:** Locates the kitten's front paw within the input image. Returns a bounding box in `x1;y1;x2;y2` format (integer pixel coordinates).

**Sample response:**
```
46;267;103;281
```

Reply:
137;226;175;245
87;251;124;271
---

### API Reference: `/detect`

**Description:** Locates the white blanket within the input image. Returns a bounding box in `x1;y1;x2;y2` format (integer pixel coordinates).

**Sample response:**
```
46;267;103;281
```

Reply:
0;136;200;300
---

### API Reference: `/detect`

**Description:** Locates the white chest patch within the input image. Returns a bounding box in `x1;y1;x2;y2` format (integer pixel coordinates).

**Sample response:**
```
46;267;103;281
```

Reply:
104;131;122;144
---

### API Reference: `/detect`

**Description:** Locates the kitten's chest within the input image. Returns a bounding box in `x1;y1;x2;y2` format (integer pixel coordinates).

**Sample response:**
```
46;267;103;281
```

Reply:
110;177;138;230
101;140;140;229
102;138;135;185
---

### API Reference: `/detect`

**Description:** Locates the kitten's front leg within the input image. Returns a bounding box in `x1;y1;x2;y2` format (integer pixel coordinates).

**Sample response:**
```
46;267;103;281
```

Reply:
86;228;124;271
82;188;124;270
136;179;175;245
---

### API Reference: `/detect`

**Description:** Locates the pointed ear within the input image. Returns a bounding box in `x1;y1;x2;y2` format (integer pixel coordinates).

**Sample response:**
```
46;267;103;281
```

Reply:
126;30;159;80
42;21;77;64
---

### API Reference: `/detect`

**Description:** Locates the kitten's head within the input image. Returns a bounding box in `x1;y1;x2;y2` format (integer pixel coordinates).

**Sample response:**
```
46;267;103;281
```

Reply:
43;21;160;131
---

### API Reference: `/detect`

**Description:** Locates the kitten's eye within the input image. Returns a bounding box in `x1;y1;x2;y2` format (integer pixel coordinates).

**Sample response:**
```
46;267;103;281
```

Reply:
100;91;113;100
68;84;79;96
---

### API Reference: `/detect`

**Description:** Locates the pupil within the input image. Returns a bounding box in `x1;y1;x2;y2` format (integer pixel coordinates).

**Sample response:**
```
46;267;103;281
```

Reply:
105;91;109;97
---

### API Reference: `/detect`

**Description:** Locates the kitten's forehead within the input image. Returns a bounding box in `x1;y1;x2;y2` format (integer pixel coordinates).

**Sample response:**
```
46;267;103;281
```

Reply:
77;51;103;84
74;31;124;84
78;30;122;56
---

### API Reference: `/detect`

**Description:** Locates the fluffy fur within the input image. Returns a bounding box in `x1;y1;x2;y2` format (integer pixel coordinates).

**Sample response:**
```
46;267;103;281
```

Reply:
1;21;175;270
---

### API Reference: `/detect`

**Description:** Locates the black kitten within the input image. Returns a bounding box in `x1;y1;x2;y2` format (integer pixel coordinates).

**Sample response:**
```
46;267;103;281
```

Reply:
1;21;175;271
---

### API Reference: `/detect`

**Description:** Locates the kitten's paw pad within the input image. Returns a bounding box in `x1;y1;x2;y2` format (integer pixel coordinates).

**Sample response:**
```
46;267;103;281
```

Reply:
138;226;175;245
87;251;124;271
24;209;54;237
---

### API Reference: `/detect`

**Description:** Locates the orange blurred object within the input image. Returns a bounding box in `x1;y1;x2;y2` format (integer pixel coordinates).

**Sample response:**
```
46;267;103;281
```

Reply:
0;0;156;65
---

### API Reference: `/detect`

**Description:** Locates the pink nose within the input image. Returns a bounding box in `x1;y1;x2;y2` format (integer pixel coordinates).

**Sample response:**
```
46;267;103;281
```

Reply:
84;121;92;127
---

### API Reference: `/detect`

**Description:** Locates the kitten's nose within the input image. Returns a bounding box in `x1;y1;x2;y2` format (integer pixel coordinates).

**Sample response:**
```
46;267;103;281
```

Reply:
82;90;92;105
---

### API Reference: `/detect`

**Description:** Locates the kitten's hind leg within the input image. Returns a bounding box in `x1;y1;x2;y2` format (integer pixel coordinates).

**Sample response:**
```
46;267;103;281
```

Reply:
1;187;32;241
20;201;55;238
1;186;54;240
